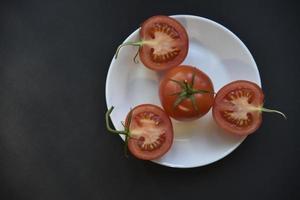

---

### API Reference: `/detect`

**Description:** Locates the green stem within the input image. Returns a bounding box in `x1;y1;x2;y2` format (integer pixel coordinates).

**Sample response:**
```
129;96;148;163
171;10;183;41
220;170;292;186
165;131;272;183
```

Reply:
260;107;287;119
133;49;139;64
170;77;214;111
115;41;144;59
105;106;129;136
190;95;198;111
105;106;133;157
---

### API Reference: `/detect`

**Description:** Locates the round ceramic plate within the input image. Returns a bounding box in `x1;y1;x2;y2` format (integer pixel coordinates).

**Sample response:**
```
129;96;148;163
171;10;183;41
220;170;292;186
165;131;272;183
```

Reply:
105;15;261;168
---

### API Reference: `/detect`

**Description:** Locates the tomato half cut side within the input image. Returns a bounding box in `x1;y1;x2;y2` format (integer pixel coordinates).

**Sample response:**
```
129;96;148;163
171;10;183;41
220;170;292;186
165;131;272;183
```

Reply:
139;16;189;71
105;104;173;160
126;104;173;160
212;80;264;136
115;15;189;71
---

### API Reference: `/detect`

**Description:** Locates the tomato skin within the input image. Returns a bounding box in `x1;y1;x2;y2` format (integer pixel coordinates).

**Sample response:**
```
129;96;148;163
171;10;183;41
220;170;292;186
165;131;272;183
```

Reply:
139;15;189;71
159;65;214;121
212;80;264;136
126;104;173;160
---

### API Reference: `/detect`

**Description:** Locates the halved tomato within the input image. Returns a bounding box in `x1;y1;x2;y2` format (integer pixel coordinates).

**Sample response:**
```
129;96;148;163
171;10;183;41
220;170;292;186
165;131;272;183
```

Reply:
212;80;286;136
106;104;173;160
115;15;188;71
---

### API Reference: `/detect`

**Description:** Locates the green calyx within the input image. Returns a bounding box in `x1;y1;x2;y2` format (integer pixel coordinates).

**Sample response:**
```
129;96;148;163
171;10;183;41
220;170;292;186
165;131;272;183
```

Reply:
169;73;213;111
105;106;133;156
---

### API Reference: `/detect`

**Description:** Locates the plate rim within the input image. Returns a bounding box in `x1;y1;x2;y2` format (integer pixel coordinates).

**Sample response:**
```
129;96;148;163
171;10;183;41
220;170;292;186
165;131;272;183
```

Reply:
105;14;261;168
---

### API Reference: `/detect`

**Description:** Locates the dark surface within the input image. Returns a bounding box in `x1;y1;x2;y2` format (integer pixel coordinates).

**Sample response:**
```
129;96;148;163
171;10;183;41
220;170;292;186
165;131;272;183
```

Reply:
1;0;299;199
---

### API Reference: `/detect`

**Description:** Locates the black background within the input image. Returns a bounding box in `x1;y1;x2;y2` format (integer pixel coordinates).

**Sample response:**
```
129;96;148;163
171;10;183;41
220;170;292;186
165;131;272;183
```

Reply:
1;0;299;199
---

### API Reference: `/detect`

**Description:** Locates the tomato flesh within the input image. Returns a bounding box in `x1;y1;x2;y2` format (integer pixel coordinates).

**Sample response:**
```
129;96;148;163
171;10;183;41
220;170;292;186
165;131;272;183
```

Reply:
139;16;188;71
127;104;173;160
212;80;264;135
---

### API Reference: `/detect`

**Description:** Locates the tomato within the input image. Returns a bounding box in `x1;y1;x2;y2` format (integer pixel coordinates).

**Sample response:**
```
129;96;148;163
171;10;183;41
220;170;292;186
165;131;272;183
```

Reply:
139;16;189;71
159;65;214;121
116;15;189;71
212;80;264;136
106;104;173;160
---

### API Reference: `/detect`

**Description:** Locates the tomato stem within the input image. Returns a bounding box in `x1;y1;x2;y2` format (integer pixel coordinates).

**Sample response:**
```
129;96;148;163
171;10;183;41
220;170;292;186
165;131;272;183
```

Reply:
105;106;130;136
115;41;144;60
106;106;133;157
133;49;139;64
190;95;198;111
169;73;213;111
260;107;287;119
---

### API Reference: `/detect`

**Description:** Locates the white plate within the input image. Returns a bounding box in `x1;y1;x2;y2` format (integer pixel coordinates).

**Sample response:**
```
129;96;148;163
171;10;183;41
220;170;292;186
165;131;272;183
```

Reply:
105;15;261;168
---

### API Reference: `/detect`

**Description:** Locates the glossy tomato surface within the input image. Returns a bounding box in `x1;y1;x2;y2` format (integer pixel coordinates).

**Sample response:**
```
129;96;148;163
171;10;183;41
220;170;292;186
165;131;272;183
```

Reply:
159;65;214;121
212;80;264;136
126;104;173;160
139;15;188;71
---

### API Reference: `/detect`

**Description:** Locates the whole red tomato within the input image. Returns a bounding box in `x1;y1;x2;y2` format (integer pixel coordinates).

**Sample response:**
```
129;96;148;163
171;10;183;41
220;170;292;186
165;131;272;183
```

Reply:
159;65;214;121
